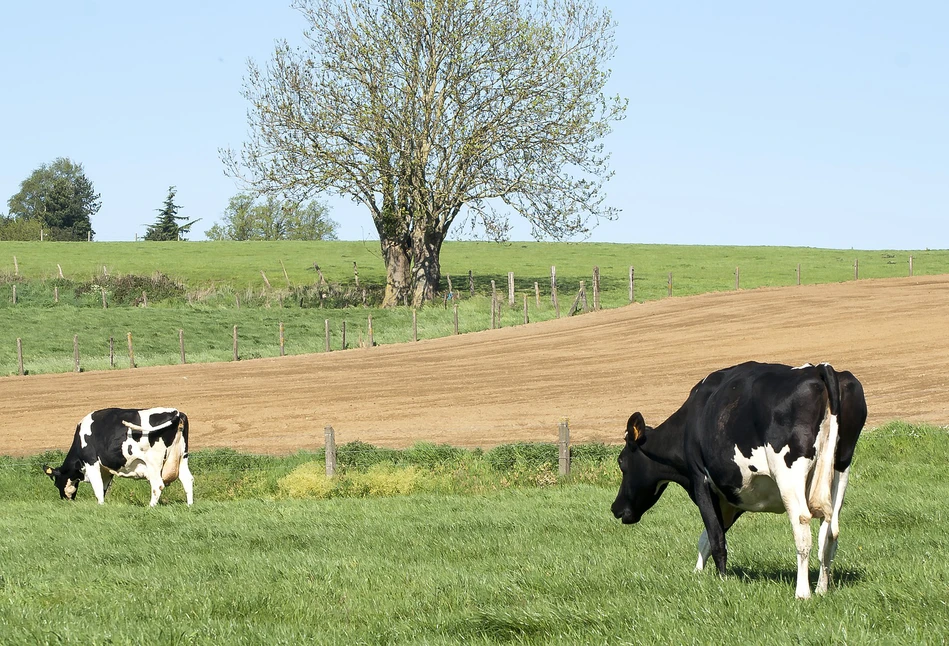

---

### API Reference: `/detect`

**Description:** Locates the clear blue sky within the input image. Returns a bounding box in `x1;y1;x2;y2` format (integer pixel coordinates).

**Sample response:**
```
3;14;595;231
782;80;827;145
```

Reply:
1;1;946;249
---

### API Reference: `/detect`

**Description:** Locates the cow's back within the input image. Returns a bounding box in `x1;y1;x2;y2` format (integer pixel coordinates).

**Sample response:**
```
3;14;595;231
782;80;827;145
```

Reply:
686;363;832;509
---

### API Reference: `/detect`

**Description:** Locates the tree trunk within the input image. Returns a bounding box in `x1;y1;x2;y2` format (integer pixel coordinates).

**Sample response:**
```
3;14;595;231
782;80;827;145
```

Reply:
411;229;444;307
380;238;411;307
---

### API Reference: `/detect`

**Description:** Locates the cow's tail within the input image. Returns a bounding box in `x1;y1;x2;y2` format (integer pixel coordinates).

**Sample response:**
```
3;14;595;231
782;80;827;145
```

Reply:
808;363;841;519
161;411;188;485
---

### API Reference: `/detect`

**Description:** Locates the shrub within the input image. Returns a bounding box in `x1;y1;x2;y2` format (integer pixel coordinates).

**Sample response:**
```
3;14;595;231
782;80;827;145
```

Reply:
278;462;335;499
484;443;557;471
344;464;422;497
403;442;470;469
75;272;186;305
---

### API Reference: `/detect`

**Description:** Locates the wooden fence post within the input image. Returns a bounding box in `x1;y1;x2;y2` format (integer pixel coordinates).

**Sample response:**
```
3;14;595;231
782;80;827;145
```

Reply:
325;319;331;352
279;322;285;356
854;258;859;281
127;332;134;369
558;419;570;476
490;281;497;329
13;256;17;276
11;285;15;305
580;281;588;311
353;261;359;286
280;260;292;288
40;228;44;242
232;325;238;361
453;303;459;334
57;263;63;278
667;272;673;297
412;309;417;342
569;283;586;316
101;290;107;309
797;263;801;285
142;291;148;307
324;425;337;477
735;267;740;290
54;286;59;303
534;281;540;307
367;315;373;347
179;329;186;364
341;321;347;350
629;266;635;303
592;266;600;310
468;270;474;297
508;272;515;306
909;255;914;277
17;338;24;376
109;337;114;368
73;335;80;372
550;266;557;305
523;294;528;324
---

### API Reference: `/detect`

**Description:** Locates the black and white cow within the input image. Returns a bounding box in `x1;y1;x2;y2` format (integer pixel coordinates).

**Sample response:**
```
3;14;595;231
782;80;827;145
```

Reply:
43;407;194;507
611;361;867;598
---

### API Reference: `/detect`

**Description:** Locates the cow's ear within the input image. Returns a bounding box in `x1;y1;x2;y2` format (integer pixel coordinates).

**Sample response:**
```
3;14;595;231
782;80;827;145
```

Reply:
625;412;646;442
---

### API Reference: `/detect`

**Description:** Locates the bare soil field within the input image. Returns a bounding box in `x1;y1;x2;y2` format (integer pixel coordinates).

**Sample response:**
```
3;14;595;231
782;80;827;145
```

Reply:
3;275;947;456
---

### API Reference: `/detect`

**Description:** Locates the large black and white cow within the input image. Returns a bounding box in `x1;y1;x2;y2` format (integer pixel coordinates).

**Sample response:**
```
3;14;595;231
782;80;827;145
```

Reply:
611;361;866;598
43;407;194;507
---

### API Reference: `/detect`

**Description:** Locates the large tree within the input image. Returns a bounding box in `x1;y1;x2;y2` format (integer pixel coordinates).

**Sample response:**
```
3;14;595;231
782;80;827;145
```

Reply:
6;157;100;240
205;193;339;241
225;0;626;306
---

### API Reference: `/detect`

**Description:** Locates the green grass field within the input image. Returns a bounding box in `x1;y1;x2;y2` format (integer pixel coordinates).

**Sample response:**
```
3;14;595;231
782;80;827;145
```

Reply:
1;424;946;644
0;240;945;376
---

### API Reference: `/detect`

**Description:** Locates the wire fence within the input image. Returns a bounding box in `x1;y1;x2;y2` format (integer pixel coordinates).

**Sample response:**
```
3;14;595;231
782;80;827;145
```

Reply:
3;255;927;376
4;424;947;473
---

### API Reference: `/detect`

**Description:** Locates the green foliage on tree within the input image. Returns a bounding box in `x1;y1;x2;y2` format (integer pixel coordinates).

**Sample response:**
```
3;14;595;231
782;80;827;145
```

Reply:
0;217;43;241
205;193;339;241
6;157;100;240
224;0;626;306
144;186;200;241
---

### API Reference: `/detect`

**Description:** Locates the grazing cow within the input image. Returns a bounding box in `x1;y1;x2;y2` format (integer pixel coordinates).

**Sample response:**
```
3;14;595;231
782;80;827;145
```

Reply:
611;362;866;598
43;407;194;507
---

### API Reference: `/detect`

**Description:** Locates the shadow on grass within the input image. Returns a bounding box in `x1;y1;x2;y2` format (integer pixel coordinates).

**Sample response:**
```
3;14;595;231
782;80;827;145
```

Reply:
730;564;864;589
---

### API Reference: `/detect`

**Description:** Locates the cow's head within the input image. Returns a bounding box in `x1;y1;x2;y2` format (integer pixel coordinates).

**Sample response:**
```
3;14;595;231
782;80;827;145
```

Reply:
611;412;668;524
42;464;80;500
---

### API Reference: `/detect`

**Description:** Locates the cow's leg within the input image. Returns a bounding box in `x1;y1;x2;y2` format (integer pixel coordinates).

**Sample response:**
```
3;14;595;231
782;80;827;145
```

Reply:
85;463;107;504
696;507;743;572
693;482;728;575
816;469;849;594
775;459;814;599
100;469;115;499
145;461;166;507
178;456;194;505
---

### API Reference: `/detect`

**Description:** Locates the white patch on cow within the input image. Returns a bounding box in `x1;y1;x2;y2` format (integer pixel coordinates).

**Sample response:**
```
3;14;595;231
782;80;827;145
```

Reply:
63;479;78;499
791;363;814;370
807;407;839;519
135;407;178;432
78;414;94;448
729;445;785;513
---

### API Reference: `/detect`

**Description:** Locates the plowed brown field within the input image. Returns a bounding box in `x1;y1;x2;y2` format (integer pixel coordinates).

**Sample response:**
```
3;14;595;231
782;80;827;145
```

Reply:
3;275;948;456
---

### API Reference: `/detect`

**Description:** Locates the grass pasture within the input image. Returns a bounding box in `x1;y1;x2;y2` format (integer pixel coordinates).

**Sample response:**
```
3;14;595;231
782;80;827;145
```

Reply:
1;424;946;644
0;240;946;376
